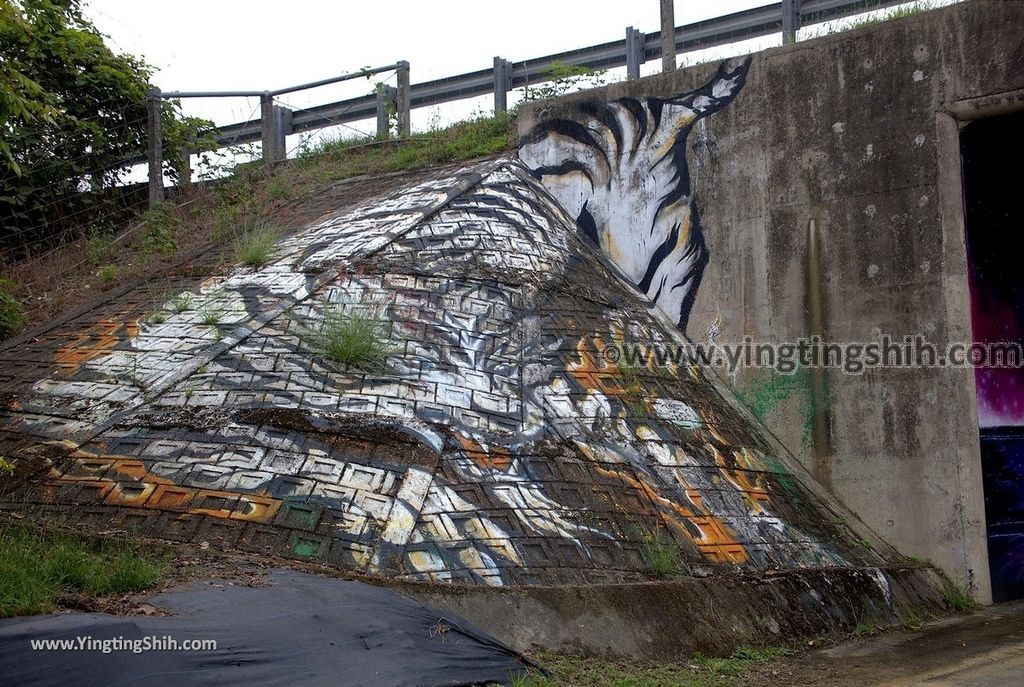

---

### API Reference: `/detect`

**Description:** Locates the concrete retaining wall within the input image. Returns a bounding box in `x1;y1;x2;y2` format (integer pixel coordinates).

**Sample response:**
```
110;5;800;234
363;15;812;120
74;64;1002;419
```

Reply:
518;0;1024;603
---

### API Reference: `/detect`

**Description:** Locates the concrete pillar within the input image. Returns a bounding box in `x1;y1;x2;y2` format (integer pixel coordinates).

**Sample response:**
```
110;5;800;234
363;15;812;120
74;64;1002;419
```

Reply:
146;88;163;205
660;0;675;72
626;27;644;80
260;92;276;171
783;0;800;45
493;57;513;114
396;61;411;138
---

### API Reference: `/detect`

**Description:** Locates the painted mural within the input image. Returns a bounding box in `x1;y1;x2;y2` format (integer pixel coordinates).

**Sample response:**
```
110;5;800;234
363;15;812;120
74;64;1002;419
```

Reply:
519;57;750;332
0;158;884;588
963;112;1024;602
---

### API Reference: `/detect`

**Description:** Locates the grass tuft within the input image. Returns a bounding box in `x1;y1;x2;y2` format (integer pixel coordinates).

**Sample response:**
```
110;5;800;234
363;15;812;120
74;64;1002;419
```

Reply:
941;577;979;613
306;307;391;372
233;218;280;267
637;526;684;577
0;520;163;618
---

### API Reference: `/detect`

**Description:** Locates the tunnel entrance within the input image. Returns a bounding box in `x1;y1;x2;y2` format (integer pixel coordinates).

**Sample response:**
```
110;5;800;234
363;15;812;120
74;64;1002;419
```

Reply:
962;109;1024;603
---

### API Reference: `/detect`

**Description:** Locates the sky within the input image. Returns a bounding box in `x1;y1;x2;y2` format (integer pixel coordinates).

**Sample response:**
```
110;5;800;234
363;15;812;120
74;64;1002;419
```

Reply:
81;0;941;171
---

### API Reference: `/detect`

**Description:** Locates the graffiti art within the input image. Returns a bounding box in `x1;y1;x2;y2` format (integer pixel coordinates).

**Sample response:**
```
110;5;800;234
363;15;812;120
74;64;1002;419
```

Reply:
519;57;750;332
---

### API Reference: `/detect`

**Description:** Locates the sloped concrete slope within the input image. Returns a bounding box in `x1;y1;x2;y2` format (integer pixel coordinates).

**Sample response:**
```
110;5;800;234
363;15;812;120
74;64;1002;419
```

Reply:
2;160;907;589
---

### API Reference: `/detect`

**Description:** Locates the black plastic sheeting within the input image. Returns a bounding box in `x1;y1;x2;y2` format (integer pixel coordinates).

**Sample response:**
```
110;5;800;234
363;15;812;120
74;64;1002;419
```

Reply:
0;569;531;686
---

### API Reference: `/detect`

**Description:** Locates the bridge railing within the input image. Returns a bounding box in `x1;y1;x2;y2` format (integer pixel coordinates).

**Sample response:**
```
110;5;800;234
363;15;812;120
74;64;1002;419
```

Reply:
142;0;909;203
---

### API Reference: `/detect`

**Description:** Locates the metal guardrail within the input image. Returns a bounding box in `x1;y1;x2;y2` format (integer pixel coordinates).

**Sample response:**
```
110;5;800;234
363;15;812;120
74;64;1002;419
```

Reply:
143;0;909;202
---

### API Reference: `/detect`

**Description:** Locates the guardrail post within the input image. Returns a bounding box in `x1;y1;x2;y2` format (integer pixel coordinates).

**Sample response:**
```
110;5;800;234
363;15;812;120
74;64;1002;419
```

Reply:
260;92;277;171
376;84;398;139
660;0;675;71
782;0;800;44
273;105;293;162
626;27;644;80
146;87;163;205
493;57;513;114
396;61;411;138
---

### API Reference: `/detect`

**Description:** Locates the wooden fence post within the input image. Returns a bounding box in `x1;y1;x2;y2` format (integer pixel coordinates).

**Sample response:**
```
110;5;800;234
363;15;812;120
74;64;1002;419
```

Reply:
146;87;163;205
396;61;411;138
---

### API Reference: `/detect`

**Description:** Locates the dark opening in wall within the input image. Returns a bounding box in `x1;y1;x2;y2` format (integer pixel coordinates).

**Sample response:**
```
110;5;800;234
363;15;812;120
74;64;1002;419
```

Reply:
962;109;1024;603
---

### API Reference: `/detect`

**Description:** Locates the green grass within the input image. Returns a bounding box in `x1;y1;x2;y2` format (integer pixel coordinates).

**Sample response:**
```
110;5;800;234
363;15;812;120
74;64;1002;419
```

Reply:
292;111;515;185
199;306;223;326
512;647;789;687
940;577;979;612
0;520;164;618
637;526;684;577
86;233;117;265
97;264;119;286
233;218;279;267
307;307;391;372
0;278;25;340
171;293;193;313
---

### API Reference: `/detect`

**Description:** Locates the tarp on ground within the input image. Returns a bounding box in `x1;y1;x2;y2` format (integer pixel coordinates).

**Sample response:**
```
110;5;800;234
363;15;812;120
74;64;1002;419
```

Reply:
0;569;530;686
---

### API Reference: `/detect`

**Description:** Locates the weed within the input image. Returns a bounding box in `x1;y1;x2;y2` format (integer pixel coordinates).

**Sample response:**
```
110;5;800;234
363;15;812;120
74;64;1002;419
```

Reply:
941;577;979;612
148;310;167;325
97;264;118;286
306;307;391;372
265;175;291;201
853;618;881;636
692;646;791;677
616;360;650;417
183;386;195;400
637;526;683;577
140;202;179;256
171;293;193;313
899;605;925;630
521;61;610;102
0;520;163;617
0;279;25;340
199;307;223;327
233;218;279;267
0;456;14;476
86;234;117;265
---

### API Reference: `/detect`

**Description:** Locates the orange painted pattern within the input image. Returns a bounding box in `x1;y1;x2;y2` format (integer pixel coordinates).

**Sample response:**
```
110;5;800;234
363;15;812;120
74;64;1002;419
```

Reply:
46;448;282;523
54;319;139;372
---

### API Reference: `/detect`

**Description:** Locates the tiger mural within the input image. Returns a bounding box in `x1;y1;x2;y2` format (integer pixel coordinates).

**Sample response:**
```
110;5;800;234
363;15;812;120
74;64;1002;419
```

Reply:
519;56;751;332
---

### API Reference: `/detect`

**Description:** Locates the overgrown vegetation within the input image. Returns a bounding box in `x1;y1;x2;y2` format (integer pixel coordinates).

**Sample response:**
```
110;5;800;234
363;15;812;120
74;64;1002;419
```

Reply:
940;577;979;613
512;647;790;687
305;306;391;372
293;109;515;179
0;519;164;617
0;278;25;338
0;0;214;257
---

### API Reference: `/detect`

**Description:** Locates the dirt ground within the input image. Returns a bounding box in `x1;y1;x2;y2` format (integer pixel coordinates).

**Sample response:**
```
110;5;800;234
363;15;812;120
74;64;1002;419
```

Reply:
743;602;1024;687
